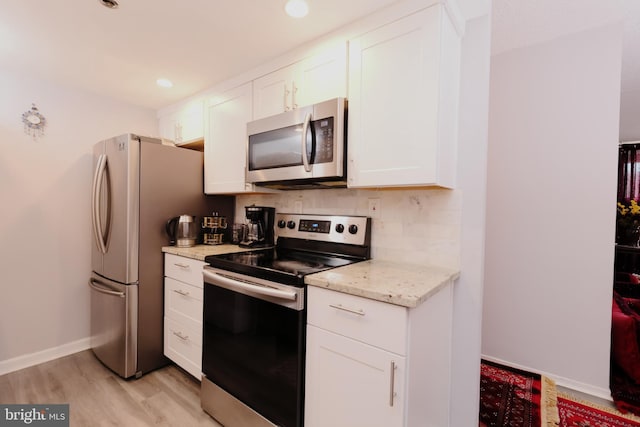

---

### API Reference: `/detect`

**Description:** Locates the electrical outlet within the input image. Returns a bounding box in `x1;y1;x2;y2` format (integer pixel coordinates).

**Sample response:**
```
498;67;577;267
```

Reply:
368;198;380;219
294;200;303;213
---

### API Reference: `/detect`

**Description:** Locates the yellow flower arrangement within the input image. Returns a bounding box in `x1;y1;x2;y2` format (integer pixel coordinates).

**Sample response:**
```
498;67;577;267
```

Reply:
617;200;640;245
618;200;640;216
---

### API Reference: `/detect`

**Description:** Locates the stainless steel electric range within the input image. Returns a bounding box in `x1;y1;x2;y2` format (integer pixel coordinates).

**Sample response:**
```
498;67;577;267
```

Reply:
201;213;371;427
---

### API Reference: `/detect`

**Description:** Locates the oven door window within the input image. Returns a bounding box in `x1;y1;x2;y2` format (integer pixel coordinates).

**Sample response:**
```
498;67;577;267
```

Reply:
202;283;305;427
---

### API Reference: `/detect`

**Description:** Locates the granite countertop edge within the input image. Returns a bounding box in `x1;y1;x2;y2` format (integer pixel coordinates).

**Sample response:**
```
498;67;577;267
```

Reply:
162;244;253;261
304;259;459;309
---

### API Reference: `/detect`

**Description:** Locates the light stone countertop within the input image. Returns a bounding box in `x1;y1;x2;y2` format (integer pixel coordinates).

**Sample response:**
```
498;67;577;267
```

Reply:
161;244;256;261
163;245;459;308
304;260;460;308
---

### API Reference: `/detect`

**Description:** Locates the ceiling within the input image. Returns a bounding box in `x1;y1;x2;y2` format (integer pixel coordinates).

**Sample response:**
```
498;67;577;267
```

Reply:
491;0;640;140
0;0;486;110
1;0;637;121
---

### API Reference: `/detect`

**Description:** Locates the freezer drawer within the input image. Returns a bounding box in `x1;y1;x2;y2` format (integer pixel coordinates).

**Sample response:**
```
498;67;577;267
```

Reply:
89;273;138;378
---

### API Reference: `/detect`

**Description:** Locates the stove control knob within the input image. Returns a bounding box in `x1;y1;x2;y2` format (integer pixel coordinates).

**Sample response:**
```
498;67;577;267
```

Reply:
348;224;358;234
335;224;345;233
287;220;296;229
277;220;286;228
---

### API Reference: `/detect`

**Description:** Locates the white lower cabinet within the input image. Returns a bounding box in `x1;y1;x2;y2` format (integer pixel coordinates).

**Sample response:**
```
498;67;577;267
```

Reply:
163;254;205;379
305;326;406;427
305;284;453;427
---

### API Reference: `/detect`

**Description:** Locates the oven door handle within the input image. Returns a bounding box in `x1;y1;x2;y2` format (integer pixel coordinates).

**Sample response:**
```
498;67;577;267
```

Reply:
203;270;297;301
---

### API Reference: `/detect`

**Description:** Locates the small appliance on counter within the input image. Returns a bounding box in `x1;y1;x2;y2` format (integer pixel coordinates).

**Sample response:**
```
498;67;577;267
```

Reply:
238;205;275;248
202;214;228;245
165;214;198;247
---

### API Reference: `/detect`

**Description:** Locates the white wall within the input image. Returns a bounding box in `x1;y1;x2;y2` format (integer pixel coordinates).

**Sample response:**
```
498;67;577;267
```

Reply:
483;23;622;397
449;14;491;426
620;88;640;141
0;70;157;371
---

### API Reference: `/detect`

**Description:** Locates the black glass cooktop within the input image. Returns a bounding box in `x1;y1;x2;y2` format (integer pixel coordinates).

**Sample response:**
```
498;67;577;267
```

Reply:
205;248;359;287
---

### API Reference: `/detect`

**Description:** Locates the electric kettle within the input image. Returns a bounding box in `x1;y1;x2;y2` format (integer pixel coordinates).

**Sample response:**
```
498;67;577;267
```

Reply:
166;215;198;247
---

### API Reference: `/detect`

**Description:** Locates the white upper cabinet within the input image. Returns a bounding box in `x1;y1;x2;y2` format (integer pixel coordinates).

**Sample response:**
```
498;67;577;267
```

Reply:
253;42;347;120
295;44;348;109
253;64;297;120
347;5;461;188
204;82;256;194
159;98;204;145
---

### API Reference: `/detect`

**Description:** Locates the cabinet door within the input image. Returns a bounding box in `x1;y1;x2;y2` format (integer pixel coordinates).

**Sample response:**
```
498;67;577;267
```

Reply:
253;43;347;120
348;6;459;188
253;65;296;120
296;43;348;108
158;99;204;144
158;112;178;142
204;83;254;194
305;326;405;427
177;99;204;144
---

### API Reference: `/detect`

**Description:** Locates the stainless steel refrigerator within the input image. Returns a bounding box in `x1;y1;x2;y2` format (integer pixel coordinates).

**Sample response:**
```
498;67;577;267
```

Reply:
89;133;233;378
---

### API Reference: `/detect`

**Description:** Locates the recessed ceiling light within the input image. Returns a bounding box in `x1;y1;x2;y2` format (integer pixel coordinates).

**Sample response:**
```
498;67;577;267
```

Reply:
285;0;309;18
156;78;173;88
99;0;119;9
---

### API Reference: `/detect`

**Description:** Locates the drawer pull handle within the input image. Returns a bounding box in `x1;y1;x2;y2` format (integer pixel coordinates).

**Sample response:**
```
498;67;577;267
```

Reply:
389;361;397;406
174;263;190;269
173;331;189;341
173;289;190;297
329;303;365;316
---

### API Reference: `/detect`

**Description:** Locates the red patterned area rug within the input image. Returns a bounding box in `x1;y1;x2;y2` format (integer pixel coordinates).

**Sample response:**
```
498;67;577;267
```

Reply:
558;393;640;427
480;359;559;427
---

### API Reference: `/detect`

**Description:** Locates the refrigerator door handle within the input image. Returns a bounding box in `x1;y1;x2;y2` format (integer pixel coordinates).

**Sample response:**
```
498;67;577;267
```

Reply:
88;278;126;298
91;154;109;254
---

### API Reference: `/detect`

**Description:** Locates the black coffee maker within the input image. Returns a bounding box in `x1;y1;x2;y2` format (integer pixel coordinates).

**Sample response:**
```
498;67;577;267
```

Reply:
239;205;275;248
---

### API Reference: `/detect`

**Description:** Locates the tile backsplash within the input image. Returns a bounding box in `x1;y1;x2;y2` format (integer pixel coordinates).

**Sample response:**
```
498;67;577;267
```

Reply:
236;188;461;269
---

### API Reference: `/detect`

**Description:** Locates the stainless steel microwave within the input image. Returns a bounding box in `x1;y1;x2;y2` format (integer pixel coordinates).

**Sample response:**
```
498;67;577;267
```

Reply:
246;97;347;189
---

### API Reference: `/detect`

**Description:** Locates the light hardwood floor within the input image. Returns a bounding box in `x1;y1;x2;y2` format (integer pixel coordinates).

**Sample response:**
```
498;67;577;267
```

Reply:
0;350;222;426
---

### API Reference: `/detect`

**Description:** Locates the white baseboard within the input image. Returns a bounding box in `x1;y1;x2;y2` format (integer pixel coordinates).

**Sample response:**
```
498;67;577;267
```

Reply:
481;354;612;402
0;338;91;376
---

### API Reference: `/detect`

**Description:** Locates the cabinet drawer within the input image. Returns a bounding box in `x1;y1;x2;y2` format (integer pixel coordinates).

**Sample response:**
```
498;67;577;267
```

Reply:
164;254;205;287
164;316;202;379
164;277;203;328
307;286;407;355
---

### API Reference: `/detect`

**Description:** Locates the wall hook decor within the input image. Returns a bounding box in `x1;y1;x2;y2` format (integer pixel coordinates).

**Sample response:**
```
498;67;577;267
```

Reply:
22;103;46;140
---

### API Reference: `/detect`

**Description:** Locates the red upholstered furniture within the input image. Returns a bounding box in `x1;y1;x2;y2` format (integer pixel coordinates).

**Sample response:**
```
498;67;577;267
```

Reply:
612;292;640;384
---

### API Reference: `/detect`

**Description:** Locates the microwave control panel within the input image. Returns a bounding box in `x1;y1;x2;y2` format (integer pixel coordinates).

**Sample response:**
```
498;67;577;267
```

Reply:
312;117;334;164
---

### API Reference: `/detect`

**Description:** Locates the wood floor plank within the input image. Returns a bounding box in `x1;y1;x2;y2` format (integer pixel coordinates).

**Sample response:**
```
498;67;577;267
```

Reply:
0;350;222;427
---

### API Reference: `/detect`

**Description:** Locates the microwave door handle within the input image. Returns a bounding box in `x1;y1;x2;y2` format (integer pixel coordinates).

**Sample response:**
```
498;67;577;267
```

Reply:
301;112;312;172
